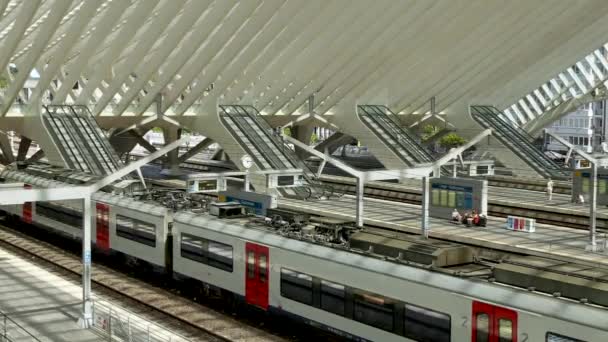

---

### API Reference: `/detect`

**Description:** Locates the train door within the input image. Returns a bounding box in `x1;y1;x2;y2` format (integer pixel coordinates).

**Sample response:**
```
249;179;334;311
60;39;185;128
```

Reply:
245;242;269;310
95;203;110;251
22;184;32;223
472;301;518;342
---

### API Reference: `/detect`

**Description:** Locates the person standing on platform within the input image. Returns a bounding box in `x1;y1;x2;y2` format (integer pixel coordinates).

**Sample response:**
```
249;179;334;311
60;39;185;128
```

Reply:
546;178;554;201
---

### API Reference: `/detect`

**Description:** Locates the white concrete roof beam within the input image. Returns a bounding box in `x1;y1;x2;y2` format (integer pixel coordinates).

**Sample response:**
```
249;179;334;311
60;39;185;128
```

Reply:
270;0;410;116
91;1;185;116
518;99;535;121
502;108;516;122
111;0;212;116
134;0;251;115
525;94;543;115
161;0;292;114
175;1;328;116
425;2;601;114
255;1;388;113
567;67;588;94
377;1;524;113
306;1;436;116
487;5;608;109
76;0;160;105
533;89;548;108
558;72;579;98
0;0;72;116
7;1;54;58
0;0;10;22
401;2;570;114
222;0;351;105
576;61;596;87
313;1;454;115
586;55;604;80
72;1;162;77
511;105;527;125
386;1;519;113
30;0;101;102
0;0;41;77
171;1;322;116
51;0;132;104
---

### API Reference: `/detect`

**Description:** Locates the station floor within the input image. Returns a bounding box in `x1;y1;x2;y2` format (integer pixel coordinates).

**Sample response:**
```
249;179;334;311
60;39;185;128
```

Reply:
0;245;188;341
279;195;608;269
324;175;608;219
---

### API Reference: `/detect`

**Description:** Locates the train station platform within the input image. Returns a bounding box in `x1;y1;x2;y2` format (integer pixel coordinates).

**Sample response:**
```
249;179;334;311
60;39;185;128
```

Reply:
279;196;608;269
321;175;608;226
0;244;189;341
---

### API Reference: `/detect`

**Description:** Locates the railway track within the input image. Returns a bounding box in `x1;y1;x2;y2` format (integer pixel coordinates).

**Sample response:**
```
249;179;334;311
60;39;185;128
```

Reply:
0;220;290;342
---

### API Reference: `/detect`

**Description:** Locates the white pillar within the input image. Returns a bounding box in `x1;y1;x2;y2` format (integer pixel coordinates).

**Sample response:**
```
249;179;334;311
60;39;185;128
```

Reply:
356;178;364;228
587;162;598;251
79;196;93;328
421;176;430;239
244;171;250;192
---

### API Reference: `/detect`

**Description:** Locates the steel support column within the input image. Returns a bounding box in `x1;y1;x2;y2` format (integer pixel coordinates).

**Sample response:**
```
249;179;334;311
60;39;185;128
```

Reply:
16;136;31;161
421;176;430;239
0;132;14;163
356;177;364;228
79;195;93;328
163;127;182;175
588;162;598;251
178;138;213;163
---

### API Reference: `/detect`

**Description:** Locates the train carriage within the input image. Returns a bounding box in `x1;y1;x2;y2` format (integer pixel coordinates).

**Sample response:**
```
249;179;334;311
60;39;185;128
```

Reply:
172;211;608;342
1;166;607;342
95;192;172;268
172;214;244;296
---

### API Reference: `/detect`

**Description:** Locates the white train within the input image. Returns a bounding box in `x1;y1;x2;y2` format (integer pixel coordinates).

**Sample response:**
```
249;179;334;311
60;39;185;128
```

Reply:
1;167;606;342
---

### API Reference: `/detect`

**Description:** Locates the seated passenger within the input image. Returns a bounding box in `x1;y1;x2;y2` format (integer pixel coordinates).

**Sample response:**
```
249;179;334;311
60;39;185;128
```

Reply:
578;194;585;205
462;211;473;227
451;209;461;222
478;214;487;227
473;212;480;226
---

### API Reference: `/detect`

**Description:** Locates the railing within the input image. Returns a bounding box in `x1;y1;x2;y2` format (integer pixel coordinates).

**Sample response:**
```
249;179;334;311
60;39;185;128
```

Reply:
91;301;191;342
0;311;42;342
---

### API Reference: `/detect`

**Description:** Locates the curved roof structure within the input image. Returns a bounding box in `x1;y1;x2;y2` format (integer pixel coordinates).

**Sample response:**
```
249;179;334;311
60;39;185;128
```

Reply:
0;0;606;126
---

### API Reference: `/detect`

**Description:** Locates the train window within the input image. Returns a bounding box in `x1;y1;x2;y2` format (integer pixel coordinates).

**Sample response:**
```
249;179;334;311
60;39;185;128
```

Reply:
259;254;267;282
498;318;512;342
353;292;394;332
280;268;313;305
180;234;233;272
116;215;156;247
546;332;586;342
36;202;83;227
247;252;255;278
404;304;451;342
181;234;206;262
320;280;345;316
207;240;233;272
475;313;490;342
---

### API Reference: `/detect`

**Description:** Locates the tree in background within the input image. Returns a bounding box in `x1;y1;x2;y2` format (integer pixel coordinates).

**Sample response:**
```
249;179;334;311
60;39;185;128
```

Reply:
282;127;292;137
421;124;439;140
422;124;436;136
439;133;467;149
310;132;318;145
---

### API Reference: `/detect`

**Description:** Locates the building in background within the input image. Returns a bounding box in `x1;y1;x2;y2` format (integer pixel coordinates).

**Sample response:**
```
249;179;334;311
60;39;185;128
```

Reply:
544;100;607;153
